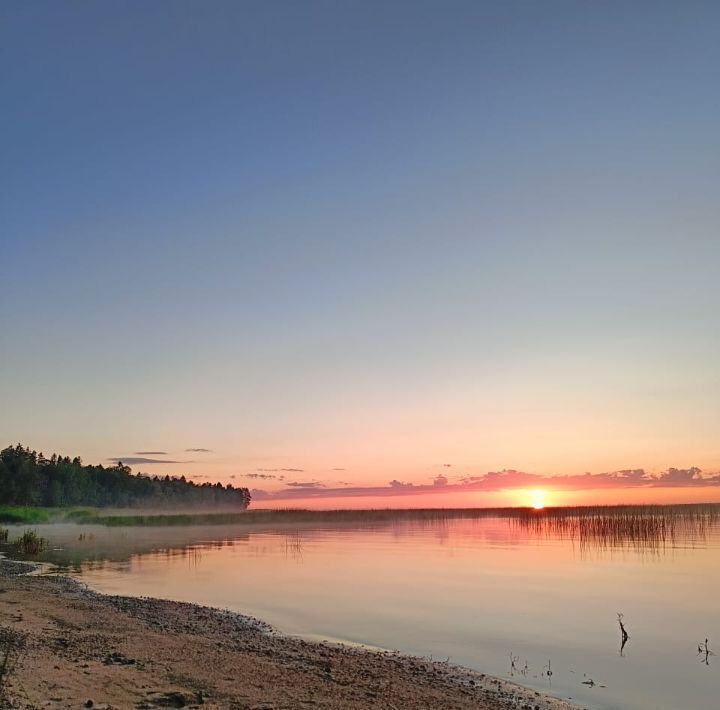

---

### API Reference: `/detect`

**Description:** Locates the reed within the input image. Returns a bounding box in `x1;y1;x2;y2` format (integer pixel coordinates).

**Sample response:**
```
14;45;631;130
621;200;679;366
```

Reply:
0;528;8;543
12;529;47;556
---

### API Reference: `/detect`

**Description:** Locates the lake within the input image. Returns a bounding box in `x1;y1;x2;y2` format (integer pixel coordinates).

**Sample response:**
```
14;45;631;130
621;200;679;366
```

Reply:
4;506;720;710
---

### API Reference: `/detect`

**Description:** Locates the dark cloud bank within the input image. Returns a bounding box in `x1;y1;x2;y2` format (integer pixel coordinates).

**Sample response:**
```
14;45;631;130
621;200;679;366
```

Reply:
251;467;720;501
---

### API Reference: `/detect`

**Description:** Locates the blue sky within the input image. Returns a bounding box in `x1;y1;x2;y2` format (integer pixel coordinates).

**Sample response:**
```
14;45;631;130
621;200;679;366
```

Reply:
2;1;719;500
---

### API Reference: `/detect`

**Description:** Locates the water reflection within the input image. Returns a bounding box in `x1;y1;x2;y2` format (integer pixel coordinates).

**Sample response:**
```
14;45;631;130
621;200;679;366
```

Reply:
7;505;719;570
283;531;304;562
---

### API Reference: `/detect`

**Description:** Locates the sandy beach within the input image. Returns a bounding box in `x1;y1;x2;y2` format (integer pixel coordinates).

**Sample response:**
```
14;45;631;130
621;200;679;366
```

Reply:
0;559;579;710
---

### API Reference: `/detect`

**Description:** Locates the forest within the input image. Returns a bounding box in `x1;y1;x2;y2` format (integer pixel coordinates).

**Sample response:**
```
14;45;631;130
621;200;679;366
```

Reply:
0;444;251;509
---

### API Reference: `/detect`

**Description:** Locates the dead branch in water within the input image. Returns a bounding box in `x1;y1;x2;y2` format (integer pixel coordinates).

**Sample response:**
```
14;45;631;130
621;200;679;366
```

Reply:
617;612;629;655
542;659;553;685
697;638;715;665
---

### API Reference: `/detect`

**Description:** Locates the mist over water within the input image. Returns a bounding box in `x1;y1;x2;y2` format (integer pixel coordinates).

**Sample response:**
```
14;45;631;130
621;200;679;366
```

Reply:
5;505;720;710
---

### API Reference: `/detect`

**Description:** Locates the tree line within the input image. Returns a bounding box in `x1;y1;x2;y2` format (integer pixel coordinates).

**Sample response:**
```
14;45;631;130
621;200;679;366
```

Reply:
0;444;251;509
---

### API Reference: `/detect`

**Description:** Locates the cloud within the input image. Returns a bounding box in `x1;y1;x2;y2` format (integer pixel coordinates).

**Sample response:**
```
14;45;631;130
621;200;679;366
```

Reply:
658;467;702;483
389;480;414;488
286;481;325;488
185;448;212;453
245;473;285;480
332;468;346;471
613;469;647;481
433;474;449;487
135;451;167;455
107;457;189;465
257;468;304;473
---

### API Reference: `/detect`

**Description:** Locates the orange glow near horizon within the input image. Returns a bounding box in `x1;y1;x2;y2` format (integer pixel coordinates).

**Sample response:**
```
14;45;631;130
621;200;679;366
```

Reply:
246;485;720;511
530;489;546;509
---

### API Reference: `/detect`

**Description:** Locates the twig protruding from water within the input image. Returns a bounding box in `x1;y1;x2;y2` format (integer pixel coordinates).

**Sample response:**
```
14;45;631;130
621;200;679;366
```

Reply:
617;613;629;655
697;638;715;665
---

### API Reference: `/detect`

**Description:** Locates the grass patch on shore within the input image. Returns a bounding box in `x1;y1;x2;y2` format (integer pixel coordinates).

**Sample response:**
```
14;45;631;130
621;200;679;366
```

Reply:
0;506;100;525
0;506;52;524
63;508;101;522
0;528;7;543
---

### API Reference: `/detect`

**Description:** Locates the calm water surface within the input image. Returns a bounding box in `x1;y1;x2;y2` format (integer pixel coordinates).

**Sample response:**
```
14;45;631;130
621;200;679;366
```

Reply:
7;513;720;710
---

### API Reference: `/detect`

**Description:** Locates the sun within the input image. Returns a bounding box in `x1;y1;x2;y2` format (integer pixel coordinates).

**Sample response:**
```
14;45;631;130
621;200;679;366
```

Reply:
530;489;546;510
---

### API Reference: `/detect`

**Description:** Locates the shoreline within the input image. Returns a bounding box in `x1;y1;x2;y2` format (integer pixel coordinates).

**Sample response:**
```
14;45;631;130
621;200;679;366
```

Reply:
0;558;580;710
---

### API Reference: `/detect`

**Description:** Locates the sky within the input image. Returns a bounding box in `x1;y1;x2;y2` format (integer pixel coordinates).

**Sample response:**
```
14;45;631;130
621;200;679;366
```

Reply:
2;1;719;508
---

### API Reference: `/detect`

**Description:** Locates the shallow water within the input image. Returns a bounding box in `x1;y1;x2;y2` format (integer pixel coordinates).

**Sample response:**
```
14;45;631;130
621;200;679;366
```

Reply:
5;511;720;710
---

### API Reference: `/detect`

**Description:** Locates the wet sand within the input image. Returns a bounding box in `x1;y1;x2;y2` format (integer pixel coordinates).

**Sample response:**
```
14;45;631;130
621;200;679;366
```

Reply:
0;559;579;710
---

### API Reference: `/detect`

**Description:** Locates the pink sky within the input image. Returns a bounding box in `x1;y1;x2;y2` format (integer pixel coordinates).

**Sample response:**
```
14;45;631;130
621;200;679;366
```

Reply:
4;1;720;517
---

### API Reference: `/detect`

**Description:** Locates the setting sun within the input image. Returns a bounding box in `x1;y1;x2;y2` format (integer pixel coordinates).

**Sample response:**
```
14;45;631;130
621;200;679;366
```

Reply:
530;489;546;509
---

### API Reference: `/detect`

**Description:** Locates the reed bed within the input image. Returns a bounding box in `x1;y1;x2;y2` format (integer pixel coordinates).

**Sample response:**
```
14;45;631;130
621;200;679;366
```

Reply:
69;507;521;527
510;504;720;551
